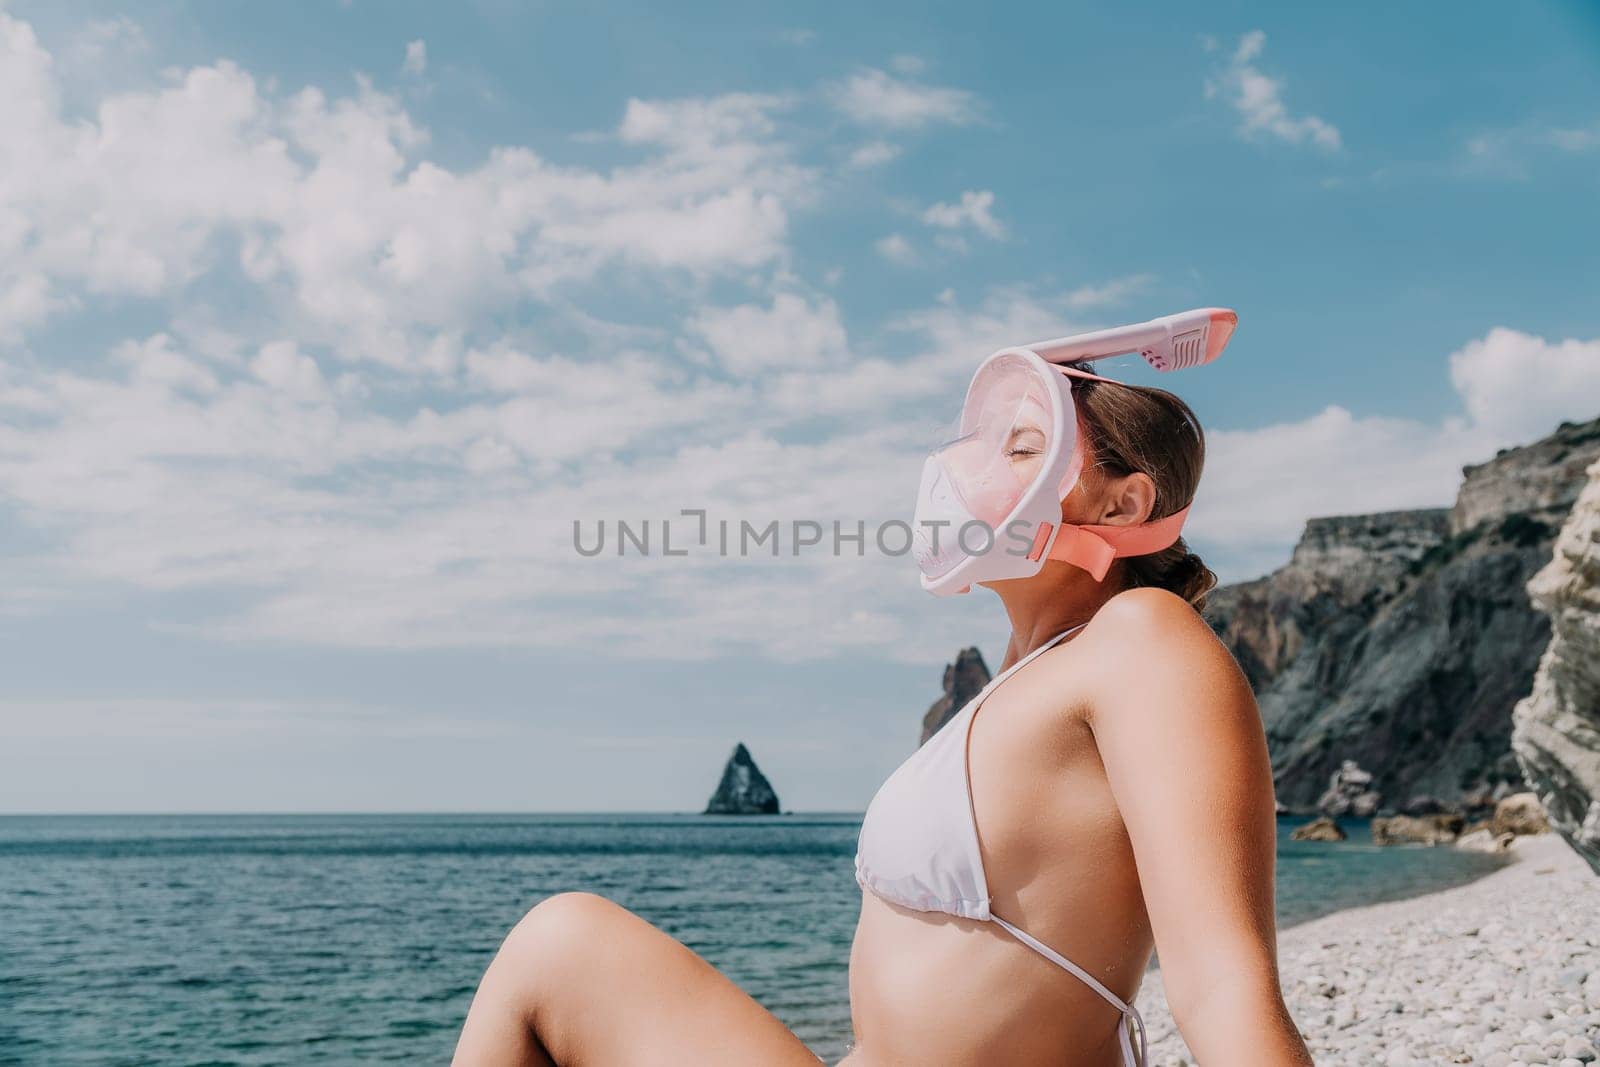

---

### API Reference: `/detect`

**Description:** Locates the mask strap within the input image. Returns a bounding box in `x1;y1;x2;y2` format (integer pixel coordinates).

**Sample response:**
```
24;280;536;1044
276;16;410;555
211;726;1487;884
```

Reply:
1052;363;1120;386
1034;505;1192;582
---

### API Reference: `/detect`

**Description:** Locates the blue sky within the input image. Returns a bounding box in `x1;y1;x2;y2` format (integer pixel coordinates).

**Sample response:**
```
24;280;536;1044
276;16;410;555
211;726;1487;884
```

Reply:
2;1;1598;812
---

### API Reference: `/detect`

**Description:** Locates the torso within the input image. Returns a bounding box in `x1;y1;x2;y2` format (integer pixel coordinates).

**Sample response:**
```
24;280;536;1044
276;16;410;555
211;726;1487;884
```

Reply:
841;631;1154;1067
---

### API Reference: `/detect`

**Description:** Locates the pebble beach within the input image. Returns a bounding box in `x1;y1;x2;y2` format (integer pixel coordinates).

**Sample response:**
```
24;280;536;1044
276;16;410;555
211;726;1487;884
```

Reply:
1135;834;1600;1066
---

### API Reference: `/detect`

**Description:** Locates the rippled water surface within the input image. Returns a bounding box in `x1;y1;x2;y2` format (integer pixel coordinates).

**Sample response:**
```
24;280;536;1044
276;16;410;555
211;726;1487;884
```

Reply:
0;814;1506;1064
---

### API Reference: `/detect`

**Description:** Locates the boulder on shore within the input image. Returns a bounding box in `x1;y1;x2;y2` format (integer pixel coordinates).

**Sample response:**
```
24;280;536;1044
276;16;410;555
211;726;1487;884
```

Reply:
1490;791;1551;837
703;742;781;815
1371;813;1465;846
1290;816;1347;842
1455;827;1516;853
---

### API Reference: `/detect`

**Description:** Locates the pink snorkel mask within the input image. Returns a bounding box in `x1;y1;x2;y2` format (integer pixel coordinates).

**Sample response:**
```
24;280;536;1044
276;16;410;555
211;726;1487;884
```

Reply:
912;307;1237;596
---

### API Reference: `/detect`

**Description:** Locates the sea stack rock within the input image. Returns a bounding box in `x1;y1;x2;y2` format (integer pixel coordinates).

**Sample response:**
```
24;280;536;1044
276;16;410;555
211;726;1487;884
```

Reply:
704;742;780;815
1513;450;1600;873
921;647;991;745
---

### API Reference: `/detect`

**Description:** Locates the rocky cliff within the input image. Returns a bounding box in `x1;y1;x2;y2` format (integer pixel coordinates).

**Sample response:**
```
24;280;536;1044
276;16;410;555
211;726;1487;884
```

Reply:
1207;416;1600;813
704;742;781;814
920;647;991;745
1512;455;1600;873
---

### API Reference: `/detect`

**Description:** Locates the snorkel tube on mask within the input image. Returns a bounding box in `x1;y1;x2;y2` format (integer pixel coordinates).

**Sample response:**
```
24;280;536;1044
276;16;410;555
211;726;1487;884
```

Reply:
911;308;1237;596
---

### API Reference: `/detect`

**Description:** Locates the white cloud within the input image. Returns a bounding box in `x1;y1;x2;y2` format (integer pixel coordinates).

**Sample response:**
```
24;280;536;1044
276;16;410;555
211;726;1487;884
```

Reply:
0;8;910;663
617;91;785;153
1190;326;1600;580
848;140;900;168
1461;119;1600;179
829;67;979;128
1064;274;1153;310
0;328;772;647
1449;327;1600;443
891;284;1091;370
921;189;1004;239
687;292;849;377
1195;406;1473;557
1206;30;1341;151
1545;123;1600;152
251;340;328;400
111;333;220;395
0;13;811;361
875;233;917;265
66;15;149;67
0;277;1105;661
0;7;1593;666
461;343;560;393
403;39;427;76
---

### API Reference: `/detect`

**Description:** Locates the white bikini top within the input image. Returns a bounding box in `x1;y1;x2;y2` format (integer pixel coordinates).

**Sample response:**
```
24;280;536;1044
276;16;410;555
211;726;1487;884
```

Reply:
853;623;1147;1067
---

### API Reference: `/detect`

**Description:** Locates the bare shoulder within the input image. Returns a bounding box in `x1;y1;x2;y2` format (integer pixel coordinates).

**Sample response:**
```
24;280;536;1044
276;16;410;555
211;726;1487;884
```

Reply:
1080;586;1228;662
1073;587;1256;730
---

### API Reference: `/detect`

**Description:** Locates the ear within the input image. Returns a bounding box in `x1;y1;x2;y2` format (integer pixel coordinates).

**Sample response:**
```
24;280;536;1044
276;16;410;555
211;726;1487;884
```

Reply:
1097;471;1157;528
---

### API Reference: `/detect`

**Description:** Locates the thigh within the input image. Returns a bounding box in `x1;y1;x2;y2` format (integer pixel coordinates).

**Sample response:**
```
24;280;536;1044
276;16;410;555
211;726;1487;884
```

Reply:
464;892;826;1067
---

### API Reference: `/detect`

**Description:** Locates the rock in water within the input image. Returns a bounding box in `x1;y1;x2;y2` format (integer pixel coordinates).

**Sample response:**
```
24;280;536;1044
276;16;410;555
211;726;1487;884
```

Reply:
1290;816;1347;842
1206;416;1600;814
920;647;991;745
1514;453;1600;872
704;742;781;815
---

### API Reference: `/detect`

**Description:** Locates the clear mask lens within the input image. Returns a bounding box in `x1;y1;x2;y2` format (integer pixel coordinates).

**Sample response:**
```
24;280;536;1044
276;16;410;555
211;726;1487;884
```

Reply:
931;354;1055;527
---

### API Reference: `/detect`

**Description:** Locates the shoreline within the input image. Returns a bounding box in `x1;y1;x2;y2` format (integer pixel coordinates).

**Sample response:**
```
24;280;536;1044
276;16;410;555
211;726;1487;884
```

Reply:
1134;834;1600;1066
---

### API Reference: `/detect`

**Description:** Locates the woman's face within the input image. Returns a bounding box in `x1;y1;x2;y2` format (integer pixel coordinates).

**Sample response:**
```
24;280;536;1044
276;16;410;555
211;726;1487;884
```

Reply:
1001;396;1050;488
936;372;1057;526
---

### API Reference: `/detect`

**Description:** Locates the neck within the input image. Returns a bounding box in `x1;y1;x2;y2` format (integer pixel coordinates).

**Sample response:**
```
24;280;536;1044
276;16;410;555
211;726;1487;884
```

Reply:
989;561;1127;671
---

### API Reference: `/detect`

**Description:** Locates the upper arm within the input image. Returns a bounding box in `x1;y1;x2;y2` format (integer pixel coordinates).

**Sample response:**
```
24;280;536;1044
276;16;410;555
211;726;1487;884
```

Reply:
1080;588;1281;1019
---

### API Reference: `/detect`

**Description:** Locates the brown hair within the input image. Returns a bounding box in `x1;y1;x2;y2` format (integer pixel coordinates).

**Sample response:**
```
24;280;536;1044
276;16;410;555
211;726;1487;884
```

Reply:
1066;366;1218;612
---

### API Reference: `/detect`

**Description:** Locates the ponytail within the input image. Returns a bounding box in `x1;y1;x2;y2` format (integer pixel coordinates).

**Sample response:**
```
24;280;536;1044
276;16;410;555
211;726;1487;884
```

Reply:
1122;536;1218;612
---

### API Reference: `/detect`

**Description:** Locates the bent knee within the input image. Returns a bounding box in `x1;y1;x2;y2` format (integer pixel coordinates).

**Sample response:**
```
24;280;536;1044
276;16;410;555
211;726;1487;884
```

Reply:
488;893;640;1028
504;892;629;966
521;890;628;931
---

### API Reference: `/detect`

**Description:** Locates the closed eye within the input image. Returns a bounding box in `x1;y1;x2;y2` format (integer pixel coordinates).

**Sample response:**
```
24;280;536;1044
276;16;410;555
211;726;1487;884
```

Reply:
1007;427;1046;457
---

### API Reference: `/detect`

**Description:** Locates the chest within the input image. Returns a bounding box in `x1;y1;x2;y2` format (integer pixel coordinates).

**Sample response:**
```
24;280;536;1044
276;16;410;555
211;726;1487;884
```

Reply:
961;674;1117;868
856;655;1120;908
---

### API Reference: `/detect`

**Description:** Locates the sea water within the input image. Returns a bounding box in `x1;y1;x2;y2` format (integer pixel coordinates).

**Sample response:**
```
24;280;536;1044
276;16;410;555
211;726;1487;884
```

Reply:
0;813;1506;1064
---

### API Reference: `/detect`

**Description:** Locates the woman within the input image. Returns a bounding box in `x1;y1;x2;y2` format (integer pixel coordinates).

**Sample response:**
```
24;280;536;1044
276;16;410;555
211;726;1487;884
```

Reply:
453;331;1313;1066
